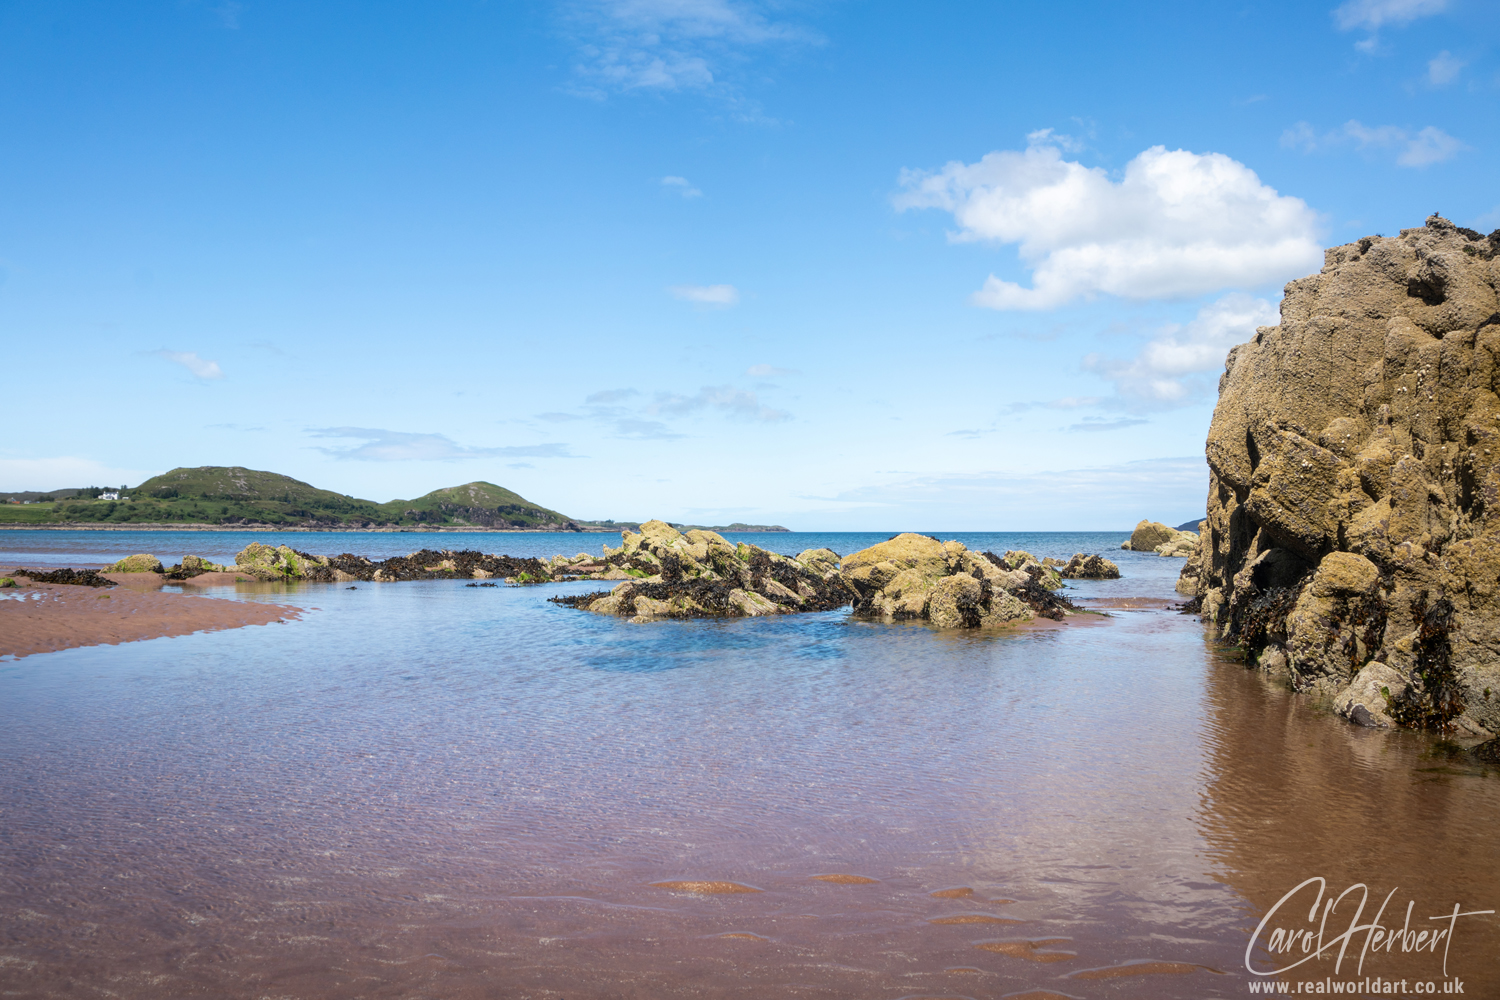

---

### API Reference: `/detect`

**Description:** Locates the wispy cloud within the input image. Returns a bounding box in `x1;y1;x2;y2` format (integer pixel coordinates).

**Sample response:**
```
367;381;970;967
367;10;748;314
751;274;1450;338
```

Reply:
661;175;703;198
561;0;814;99
308;427;572;462
1083;294;1279;408
150;349;224;379
1334;0;1445;32
1282;119;1467;166
895;131;1321;310
1427;50;1465;86
746;363;798;377
651;385;789;422
669;283;739;305
1068;416;1150;432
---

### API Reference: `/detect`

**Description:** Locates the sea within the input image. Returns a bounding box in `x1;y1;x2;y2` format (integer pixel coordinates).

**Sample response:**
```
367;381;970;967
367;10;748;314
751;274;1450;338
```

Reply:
1;529;1497;999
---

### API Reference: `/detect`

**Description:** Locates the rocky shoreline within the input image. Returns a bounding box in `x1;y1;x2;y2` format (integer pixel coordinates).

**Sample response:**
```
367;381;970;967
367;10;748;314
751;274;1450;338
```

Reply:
1182;215;1500;738
55;520;1123;630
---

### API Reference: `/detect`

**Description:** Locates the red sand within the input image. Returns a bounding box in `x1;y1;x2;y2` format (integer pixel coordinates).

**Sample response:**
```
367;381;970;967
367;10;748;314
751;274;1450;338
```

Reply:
0;573;301;659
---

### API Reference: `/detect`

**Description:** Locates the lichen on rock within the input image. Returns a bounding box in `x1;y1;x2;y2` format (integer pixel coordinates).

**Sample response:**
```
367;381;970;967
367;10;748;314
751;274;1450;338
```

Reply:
1185;215;1500;734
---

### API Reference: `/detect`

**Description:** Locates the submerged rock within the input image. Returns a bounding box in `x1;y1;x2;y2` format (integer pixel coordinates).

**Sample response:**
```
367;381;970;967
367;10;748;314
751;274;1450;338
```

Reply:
1186;215;1500;734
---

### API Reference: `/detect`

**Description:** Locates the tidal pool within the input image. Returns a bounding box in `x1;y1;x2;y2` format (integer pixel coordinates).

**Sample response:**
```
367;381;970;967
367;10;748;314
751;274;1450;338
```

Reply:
0;542;1496;998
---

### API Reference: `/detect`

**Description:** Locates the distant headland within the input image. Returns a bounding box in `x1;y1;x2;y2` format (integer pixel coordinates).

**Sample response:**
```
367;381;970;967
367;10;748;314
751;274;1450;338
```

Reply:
0;465;789;533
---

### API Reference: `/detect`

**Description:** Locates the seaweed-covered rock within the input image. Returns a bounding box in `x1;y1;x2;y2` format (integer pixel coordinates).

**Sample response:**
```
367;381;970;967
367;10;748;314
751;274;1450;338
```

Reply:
1061;553;1120;579
1187;216;1500;733
0;577;17;588
234;543;326;582
105;553;164;574
11;567;116;588
551;521;850;621
838;533;1074;626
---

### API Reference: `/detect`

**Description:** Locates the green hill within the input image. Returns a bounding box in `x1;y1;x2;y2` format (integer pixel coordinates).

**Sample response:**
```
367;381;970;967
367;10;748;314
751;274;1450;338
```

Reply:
376;481;575;528
0;467;578;529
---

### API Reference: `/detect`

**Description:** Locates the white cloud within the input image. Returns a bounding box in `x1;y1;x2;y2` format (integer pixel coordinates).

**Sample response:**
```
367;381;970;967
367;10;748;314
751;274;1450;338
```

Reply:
746;364;798;377
151;349;223;379
1427;50;1465;85
669;283;739;305
1333;0;1446;32
564;0;811;95
0;457;159;492
1282;119;1467;167
308;428;572;462
651;385;788;422
894;134;1321;310
661;175;703;198
1084;293;1279;406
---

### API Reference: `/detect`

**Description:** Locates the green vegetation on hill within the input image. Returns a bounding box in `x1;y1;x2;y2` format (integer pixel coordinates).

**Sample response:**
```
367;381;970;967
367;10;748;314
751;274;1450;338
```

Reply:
1;466;579;529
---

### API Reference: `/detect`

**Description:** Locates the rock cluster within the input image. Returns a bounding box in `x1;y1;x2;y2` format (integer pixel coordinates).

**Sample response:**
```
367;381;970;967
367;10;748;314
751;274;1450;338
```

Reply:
1184;216;1500;735
1060;553;1120;579
549;521;848;622
1121;520;1198;557
228;542;553;584
838;534;1073;626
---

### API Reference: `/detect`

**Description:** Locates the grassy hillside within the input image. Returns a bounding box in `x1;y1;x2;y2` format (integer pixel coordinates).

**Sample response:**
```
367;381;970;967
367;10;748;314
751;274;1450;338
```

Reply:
378;482;575;528
2;467;579;528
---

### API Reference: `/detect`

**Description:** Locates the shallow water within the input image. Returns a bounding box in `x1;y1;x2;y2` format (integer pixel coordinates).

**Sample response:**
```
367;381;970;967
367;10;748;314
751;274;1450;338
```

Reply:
0;543;1496;998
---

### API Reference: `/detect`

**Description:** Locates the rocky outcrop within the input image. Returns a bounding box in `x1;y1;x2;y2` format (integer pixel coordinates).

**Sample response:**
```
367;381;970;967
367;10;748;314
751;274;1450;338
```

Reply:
1061;553;1120;579
104;553;164;573
549;520;849;622
1121;520;1199;556
231;543;552;584
1185;216;1500;734
838;534;1074;626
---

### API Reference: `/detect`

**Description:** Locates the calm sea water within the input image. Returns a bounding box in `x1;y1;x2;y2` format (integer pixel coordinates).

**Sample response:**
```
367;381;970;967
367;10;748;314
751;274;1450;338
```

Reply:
0;534;1496;998
0;528;1140;568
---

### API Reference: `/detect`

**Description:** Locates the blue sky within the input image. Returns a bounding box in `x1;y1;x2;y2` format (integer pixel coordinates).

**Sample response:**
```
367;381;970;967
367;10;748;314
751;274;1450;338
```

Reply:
2;0;1495;528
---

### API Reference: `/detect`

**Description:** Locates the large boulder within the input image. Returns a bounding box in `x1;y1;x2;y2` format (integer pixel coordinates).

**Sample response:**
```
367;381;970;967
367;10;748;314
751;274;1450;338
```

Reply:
1186;216;1500;734
1121;520;1177;551
234;543;326;582
104;553;164;574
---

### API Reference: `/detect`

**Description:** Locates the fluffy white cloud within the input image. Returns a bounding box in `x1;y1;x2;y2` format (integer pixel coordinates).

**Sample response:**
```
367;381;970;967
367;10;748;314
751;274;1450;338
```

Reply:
566;0;809;94
1427;50;1465;85
151;349;223;379
1282;119;1467;167
1084;293;1279;405
661;175;703;198
309;427;571;462
895;134;1321;310
669;283;739;305
1334;0;1446;32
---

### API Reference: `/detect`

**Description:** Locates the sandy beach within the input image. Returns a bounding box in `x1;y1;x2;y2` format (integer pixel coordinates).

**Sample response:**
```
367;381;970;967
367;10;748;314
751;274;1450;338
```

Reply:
0;572;302;659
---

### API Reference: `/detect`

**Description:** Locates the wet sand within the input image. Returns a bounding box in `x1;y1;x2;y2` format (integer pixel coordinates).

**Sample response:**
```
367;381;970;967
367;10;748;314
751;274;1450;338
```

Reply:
0;573;302;659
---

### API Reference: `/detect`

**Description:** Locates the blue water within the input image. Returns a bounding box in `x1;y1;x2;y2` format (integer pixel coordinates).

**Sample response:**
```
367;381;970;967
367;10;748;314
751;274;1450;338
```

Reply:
1;527;1139;567
1;538;1496;998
